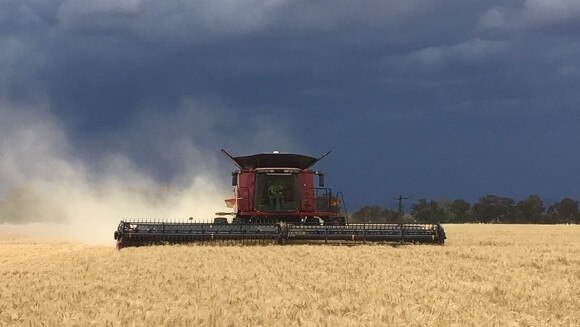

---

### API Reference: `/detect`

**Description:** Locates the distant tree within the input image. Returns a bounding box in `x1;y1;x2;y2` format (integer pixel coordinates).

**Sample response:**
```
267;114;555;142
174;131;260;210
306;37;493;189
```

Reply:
472;195;516;223
350;205;397;223
354;195;580;225
411;199;446;223
515;195;545;223
449;199;471;223
434;198;452;211
547;198;579;223
433;198;459;222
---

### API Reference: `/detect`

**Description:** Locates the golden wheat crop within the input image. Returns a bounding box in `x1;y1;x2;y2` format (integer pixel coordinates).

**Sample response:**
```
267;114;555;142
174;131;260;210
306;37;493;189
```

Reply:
1;224;579;326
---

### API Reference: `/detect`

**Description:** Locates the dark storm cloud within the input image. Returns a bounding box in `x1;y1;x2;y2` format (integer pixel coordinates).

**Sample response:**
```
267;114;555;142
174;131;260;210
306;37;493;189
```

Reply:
2;0;580;209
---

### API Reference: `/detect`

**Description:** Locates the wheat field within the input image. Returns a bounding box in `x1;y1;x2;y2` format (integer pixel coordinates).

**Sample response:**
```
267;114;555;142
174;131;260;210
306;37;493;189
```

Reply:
1;224;579;326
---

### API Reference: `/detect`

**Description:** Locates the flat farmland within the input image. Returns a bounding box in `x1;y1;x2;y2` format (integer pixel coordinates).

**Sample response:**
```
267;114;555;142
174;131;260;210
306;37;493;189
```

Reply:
1;224;579;326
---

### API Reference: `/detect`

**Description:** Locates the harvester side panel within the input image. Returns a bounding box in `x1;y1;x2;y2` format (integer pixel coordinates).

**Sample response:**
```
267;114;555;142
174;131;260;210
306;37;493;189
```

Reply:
299;171;316;213
236;171;254;212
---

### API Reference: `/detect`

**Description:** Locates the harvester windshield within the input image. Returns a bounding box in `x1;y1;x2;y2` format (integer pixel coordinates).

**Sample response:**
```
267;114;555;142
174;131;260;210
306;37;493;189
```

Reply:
255;173;298;212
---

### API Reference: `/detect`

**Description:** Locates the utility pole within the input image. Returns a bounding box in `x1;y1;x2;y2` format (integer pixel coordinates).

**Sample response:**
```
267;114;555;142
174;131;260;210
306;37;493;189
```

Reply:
393;195;410;217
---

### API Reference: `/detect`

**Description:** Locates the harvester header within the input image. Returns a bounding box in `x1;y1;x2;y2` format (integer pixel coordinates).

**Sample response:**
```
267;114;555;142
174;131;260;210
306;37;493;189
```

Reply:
114;149;445;249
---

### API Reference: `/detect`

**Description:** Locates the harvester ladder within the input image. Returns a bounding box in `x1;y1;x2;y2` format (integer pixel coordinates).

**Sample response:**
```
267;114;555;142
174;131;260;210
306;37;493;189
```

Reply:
336;191;349;224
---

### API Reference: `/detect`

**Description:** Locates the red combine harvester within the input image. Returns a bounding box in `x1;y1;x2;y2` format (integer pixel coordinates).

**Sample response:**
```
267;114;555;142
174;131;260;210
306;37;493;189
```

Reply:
114;149;446;249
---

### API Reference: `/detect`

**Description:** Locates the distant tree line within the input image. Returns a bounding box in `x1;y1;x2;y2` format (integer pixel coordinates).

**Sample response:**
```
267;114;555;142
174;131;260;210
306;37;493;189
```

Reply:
349;195;580;224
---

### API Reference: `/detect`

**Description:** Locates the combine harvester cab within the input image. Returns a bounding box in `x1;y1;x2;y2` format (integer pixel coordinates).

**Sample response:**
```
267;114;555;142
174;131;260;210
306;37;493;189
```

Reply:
114;149;446;249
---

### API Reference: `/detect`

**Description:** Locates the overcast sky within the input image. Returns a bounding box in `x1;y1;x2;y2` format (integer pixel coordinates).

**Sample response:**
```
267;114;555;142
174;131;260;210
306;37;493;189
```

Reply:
2;0;580;212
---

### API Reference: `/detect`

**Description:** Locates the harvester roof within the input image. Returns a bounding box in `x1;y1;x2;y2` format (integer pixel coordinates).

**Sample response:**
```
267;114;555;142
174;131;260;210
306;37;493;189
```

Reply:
221;149;331;170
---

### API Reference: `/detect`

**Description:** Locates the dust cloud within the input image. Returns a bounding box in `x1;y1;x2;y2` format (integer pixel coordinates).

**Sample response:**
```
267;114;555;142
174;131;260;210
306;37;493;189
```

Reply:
0;100;232;245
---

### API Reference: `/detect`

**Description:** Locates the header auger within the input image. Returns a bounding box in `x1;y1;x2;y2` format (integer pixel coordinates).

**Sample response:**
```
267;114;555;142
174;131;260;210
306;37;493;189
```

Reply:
114;149;446;249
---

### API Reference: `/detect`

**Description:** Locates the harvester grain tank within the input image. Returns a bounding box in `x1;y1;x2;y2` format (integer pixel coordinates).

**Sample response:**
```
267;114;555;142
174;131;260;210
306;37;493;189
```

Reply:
114;149;446;248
